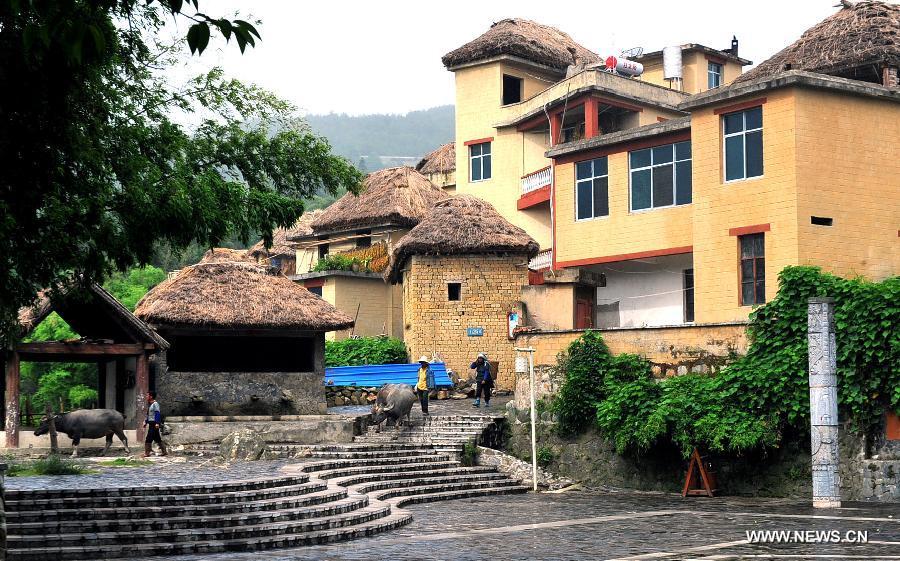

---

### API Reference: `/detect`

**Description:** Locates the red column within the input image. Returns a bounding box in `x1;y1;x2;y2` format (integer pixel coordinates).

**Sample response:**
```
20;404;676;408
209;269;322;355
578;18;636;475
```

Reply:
549;112;562;147
135;352;149;443
584;97;599;139
5;351;20;448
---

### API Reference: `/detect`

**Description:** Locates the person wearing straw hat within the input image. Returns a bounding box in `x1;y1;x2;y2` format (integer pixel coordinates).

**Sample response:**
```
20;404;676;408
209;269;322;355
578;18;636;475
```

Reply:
415;356;435;415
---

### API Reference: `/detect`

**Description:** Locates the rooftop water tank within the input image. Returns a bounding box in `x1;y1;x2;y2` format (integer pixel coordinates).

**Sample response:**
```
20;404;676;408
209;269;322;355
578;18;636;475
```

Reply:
663;46;683;80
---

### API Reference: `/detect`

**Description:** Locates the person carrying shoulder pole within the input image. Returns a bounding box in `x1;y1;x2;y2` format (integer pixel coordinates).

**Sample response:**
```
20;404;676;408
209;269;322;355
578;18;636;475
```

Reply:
144;392;167;457
416;356;435;416
471;353;494;408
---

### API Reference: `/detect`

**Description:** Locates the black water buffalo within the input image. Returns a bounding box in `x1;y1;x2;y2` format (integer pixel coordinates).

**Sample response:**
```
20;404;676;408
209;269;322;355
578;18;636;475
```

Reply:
370;383;416;431
35;409;131;457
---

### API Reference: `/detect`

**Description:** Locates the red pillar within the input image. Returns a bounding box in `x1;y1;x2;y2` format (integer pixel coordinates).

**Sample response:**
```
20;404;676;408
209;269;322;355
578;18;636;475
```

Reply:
584;97;599;139
5;351;20;448
549;112;562;147
135;352;149;443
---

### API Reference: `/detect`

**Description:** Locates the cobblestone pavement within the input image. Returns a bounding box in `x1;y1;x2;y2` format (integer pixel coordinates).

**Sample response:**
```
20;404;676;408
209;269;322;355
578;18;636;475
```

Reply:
3;456;293;491
163;490;900;561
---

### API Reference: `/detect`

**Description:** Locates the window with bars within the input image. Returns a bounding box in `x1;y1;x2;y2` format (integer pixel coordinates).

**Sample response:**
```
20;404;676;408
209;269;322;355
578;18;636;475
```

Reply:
708;61;723;89
469;142;492;182
629;141;692;211
739;233;765;305
575;156;609;220
724;106;763;181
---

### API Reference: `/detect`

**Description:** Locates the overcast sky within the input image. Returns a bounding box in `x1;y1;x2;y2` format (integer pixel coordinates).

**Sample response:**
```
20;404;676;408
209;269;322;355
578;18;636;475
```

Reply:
175;0;845;116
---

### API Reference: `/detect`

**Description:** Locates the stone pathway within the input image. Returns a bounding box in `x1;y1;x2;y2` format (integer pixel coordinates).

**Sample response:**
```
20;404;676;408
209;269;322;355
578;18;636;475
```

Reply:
156;491;900;561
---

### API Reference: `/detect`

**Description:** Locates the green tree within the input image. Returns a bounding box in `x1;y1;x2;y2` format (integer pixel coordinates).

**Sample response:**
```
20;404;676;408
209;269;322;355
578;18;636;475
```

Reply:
0;1;364;343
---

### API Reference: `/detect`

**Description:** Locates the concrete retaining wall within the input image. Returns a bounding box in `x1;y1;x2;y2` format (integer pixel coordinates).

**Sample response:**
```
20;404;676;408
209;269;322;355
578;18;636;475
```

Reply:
164;415;360;445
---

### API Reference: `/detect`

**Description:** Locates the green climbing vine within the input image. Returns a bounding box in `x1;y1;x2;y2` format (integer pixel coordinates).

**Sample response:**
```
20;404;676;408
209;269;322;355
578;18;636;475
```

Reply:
554;266;899;458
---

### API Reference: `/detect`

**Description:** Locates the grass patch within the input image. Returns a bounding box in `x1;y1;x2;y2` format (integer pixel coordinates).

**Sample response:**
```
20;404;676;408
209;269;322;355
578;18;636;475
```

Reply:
99;457;152;468
4;454;96;476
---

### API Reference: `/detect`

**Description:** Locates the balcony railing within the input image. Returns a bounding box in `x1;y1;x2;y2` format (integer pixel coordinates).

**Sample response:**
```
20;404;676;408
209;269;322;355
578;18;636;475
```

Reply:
521;166;552;195
528;249;552;271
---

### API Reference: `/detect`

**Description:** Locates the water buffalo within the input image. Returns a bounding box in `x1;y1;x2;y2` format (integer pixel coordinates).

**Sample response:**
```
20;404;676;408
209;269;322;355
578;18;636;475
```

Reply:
35;409;131;457
370;383;416;432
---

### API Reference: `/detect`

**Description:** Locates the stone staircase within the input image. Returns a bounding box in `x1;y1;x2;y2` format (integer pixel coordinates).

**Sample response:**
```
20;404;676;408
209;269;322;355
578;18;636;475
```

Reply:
3;414;525;560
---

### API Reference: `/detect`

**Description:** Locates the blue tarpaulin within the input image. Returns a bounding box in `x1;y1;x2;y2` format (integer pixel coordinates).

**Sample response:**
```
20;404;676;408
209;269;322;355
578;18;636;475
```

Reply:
324;362;453;388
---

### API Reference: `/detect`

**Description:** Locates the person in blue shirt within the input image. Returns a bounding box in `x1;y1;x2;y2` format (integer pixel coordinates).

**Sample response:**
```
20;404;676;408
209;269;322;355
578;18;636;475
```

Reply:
471;353;493;408
144;392;167;457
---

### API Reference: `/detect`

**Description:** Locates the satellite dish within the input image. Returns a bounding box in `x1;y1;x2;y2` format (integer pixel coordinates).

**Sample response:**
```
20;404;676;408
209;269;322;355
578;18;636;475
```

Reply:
620;47;644;59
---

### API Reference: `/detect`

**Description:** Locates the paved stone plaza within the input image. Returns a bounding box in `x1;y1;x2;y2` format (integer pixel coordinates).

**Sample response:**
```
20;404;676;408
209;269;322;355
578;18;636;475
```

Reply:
160;491;900;561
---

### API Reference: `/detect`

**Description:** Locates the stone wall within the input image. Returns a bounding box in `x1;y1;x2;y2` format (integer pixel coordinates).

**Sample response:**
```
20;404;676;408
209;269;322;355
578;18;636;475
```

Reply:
0;462;6;560
158;371;326;416
515;322;748;374
402;254;529;390
164;415;359;445
503;404;900;501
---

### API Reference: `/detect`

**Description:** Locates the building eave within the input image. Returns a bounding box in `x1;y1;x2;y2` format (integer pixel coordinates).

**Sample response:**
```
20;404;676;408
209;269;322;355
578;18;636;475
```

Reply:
444;54;567;77
679;70;900;111
636;44;752;66
545;116;692;158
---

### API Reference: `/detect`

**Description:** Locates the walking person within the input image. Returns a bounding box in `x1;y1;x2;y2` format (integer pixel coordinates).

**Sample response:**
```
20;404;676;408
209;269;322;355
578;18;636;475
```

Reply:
144;392;167;457
471;353;494;408
415;356;435;416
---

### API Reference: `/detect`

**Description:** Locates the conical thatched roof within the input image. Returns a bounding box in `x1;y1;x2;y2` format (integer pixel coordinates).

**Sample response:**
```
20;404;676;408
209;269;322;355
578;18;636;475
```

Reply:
200;247;254;264
416;143;456;175
442;18;599;72
310;167;448;234
134;262;354;331
735;1;900;84
386;195;540;283
248;210;323;257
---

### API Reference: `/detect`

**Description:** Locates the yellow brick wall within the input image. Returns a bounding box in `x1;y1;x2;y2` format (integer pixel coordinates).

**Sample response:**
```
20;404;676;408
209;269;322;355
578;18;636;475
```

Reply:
793;89;900;280
640;51;744;94
691;89;800;323
554;151;694;265
516;323;748;369
454;62;554;249
402;254;529;390
329;276;397;341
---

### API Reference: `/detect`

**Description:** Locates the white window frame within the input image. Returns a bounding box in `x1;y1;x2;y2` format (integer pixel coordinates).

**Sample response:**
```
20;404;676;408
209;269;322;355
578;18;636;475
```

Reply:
708;61;723;89
469;142;492;183
723;108;763;183
574;157;609;222
628;141;692;212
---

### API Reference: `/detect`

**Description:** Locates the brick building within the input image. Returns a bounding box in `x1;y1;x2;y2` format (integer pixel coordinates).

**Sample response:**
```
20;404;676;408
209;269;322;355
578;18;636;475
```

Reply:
387;195;538;389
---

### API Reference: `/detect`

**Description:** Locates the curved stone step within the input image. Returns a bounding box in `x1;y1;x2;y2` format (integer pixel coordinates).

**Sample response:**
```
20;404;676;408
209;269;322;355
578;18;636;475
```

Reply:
299;449;437;459
308;460;462;479
7;510;413;560
389;484;530;507
3;475;309;502
350;472;511;495
8;503;392;548
369;478;523;501
287;443;434;453
8;487;348;524
331;465;498;487
5;480;328;511
10;493;370;536
298;454;452;472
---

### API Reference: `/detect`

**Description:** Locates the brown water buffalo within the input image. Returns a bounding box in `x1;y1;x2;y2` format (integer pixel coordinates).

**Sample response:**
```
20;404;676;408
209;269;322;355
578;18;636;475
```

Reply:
370;383;416;431
35;409;131;457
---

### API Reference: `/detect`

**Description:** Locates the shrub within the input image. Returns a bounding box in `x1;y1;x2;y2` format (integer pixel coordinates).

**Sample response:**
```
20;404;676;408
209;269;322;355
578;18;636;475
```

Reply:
460;441;478;467
325;336;408;367
6;454;92;476
312;254;358;272
554;266;899;458
536;446;554;467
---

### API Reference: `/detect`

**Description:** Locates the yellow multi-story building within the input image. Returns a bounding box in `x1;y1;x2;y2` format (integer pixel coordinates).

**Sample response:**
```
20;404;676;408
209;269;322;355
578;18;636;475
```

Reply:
444;5;898;330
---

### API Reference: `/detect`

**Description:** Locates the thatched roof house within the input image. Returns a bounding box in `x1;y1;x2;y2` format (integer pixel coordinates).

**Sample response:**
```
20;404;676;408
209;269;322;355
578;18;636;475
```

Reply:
310;167;448;234
387;195;540;283
249;210;323;257
736;1;900;85
442;18;599;72
135;262;353;331
416;143;456;175
199;247;254;264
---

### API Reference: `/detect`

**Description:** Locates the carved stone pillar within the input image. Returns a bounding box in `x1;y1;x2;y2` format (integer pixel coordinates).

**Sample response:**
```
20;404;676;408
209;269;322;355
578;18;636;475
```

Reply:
808;297;841;508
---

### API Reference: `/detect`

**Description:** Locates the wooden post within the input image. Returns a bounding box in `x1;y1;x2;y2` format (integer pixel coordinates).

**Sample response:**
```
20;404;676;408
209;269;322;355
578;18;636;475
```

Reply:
135;352;149;443
584;97;599;139
44;403;58;454
4;352;20;448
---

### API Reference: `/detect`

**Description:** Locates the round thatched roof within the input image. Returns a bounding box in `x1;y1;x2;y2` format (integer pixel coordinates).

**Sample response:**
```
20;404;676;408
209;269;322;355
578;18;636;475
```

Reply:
310;167;448;234
416;143;456;175
736;1;900;84
200;247;254;264
386;195;540;283
442;18;600;72
248;210;323;257
134;262;354;332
